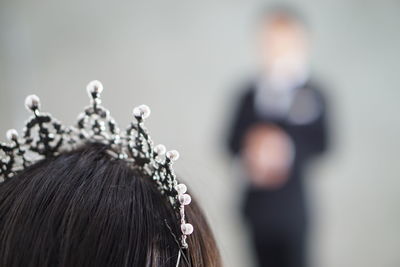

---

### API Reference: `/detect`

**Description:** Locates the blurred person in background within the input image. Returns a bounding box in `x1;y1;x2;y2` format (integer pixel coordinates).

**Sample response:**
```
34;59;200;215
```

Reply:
226;7;329;267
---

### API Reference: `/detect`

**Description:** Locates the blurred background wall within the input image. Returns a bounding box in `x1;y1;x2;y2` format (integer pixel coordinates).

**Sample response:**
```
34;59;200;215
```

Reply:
0;0;399;266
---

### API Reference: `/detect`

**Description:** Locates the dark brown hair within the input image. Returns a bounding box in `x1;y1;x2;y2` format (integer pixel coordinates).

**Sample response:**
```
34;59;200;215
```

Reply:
258;5;308;29
0;143;221;267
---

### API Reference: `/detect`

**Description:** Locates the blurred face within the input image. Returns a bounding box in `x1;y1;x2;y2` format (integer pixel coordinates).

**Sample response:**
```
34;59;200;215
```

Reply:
258;16;310;81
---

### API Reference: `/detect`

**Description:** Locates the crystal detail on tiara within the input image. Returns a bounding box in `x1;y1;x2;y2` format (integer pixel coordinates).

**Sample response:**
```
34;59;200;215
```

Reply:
0;81;193;249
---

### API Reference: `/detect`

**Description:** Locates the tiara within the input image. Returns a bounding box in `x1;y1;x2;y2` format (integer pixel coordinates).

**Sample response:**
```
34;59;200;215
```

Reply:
0;80;194;249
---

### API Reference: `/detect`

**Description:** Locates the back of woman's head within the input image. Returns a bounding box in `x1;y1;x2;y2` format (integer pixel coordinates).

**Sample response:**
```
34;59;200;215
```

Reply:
0;143;220;267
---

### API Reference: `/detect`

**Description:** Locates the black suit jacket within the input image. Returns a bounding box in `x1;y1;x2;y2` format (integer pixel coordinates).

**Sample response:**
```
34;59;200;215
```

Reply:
227;80;328;229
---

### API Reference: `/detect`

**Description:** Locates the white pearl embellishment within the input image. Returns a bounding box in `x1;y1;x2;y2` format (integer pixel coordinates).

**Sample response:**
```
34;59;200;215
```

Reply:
181;223;194;235
133;105;151;119
179;193;192;205
86;80;104;95
176;183;187;194
6;129;18;141
154;144;166;155
25;95;41;111
166;150;180;161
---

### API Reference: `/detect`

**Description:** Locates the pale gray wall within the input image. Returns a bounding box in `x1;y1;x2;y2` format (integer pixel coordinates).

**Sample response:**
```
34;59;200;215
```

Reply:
1;1;400;266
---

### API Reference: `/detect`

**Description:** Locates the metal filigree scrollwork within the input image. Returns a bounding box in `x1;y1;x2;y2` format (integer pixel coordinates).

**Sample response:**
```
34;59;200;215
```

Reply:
0;135;22;180
76;80;120;146
23;95;65;158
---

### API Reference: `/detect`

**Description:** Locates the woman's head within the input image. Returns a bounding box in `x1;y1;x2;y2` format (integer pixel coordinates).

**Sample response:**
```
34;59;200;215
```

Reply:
0;143;221;267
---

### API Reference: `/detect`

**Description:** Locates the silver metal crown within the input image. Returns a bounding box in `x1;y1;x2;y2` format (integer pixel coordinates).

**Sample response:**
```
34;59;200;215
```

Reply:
0;80;193;249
